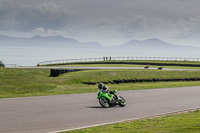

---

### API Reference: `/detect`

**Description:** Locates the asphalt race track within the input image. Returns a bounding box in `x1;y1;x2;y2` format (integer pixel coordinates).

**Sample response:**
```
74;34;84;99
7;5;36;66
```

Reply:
0;86;200;133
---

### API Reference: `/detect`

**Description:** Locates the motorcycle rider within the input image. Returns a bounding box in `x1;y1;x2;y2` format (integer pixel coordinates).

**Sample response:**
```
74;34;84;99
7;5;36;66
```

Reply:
98;83;119;99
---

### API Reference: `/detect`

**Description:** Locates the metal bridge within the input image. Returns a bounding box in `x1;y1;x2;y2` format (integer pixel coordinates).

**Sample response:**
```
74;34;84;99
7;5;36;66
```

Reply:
37;56;200;65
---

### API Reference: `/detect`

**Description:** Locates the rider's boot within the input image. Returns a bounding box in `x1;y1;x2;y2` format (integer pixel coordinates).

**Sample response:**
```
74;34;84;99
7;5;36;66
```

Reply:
115;94;120;100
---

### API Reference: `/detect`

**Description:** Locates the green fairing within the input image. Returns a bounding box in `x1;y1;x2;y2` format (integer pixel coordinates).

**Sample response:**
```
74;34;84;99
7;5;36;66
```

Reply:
97;89;126;108
97;91;114;102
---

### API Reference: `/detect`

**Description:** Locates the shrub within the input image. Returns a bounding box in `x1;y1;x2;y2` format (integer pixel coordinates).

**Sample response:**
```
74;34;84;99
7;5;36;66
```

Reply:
0;60;5;67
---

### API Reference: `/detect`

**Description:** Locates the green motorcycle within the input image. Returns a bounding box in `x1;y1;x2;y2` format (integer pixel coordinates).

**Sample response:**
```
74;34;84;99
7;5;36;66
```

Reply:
97;89;126;108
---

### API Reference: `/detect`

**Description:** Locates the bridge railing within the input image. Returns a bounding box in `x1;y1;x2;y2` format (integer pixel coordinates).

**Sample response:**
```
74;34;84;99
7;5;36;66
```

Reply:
37;56;200;66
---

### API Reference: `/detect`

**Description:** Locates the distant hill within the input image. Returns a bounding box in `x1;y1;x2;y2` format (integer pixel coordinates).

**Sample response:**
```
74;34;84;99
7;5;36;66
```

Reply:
115;38;199;52
0;34;199;52
0;34;102;48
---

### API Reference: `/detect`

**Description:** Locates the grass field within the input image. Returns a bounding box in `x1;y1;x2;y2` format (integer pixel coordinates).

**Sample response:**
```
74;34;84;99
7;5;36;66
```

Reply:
1;68;200;98
1;66;200;132
67;110;200;133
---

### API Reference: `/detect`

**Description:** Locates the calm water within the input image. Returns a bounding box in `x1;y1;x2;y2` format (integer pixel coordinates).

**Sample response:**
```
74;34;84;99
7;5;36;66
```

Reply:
1;46;200;66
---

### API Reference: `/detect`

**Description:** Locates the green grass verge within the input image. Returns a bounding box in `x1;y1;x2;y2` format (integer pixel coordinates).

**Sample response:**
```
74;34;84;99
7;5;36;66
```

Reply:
67;110;200;133
43;63;200;70
1;68;200;98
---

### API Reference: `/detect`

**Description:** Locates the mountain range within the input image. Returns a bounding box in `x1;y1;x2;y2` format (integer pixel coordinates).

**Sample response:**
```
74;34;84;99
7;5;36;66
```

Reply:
0;34;102;48
115;38;198;52
0;34;199;52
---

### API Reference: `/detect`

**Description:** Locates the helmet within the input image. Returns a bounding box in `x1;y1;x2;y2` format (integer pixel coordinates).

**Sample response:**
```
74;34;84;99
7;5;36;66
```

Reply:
98;83;104;89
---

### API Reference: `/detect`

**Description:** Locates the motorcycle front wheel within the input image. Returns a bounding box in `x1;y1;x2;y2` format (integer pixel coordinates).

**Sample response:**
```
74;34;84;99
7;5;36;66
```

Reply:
99;98;109;108
118;96;126;107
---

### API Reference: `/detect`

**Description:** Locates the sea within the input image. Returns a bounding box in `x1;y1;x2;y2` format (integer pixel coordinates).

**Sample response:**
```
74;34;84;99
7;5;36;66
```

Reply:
1;46;200;66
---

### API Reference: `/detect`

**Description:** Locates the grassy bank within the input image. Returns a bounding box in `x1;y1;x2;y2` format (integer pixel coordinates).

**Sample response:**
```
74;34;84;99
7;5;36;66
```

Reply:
63;69;200;84
43;63;200;70
67;110;200;133
42;60;200;70
1;68;200;98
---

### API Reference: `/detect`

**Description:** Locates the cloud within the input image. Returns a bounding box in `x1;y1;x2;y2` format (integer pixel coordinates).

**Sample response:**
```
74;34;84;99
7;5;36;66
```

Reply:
116;14;200;40
175;16;200;39
0;0;78;31
32;27;67;36
32;28;45;33
1;0;200;46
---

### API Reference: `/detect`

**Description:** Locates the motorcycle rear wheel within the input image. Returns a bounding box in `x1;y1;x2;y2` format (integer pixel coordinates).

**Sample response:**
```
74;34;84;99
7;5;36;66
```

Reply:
99;98;109;108
109;95;117;107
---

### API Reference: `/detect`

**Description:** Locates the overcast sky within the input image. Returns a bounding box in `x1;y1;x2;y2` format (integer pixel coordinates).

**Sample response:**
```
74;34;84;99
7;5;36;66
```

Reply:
0;0;200;46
